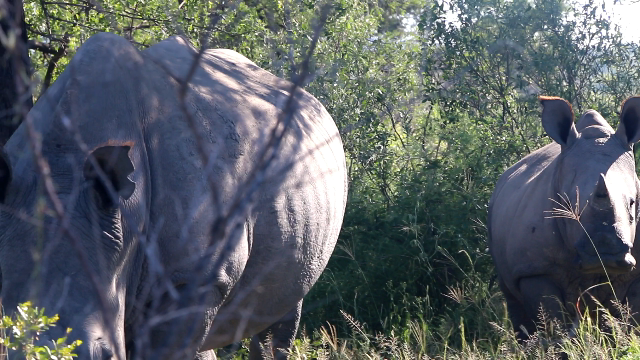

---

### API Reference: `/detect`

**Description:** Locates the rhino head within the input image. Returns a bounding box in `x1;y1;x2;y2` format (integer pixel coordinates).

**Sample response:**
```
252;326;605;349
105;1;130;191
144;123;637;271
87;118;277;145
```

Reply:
0;138;140;360
541;96;640;274
0;33;154;360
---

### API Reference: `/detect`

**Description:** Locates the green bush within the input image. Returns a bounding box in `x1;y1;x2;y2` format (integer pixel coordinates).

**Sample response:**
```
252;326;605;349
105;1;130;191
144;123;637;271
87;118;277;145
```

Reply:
1;302;81;360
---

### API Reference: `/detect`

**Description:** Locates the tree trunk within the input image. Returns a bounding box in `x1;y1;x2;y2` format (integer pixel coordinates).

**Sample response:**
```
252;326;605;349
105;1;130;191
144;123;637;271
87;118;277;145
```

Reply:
0;0;32;145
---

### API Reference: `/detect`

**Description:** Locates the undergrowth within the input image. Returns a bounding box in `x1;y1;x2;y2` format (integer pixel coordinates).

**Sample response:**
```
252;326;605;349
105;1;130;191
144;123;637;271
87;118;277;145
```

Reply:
5;288;640;359
212;280;640;360
280;296;640;360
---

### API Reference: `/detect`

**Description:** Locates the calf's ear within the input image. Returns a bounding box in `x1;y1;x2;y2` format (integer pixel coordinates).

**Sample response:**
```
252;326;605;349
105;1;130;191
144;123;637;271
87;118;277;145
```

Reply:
540;96;578;147
617;96;640;146
84;145;135;207
0;149;11;203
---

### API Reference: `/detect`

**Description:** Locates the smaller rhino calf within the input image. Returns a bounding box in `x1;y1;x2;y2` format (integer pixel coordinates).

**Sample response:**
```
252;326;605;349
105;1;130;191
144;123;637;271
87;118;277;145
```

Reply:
489;96;640;338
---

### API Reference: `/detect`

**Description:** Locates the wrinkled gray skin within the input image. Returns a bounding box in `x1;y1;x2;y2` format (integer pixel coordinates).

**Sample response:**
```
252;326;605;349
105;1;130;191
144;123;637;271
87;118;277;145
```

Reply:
0;33;347;360
489;96;640;339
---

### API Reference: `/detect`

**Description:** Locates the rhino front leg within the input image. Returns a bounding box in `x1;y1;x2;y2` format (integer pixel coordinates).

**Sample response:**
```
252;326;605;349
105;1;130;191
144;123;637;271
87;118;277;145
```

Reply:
249;300;303;360
518;276;568;336
623;277;640;323
499;277;534;340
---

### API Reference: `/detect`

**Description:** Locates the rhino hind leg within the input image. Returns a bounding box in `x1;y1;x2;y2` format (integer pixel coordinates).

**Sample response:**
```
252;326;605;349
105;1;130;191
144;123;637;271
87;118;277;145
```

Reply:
249;300;303;360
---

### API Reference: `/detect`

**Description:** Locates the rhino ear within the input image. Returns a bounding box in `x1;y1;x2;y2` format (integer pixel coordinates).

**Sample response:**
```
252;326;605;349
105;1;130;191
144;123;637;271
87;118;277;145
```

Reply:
0;149;11;203
540;96;578;147
616;96;640;146
84;145;135;206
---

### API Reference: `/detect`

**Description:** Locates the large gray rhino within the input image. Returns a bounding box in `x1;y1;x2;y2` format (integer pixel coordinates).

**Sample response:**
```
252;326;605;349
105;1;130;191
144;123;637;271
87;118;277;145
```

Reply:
489;96;640;338
0;33;347;360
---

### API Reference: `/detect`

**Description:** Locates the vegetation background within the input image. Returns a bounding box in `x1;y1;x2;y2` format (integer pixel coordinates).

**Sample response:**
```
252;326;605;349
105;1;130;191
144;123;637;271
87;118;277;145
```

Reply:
4;0;640;358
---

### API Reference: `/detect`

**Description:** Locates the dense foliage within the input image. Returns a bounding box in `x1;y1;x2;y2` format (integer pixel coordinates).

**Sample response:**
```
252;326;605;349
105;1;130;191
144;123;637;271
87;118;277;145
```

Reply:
7;0;640;357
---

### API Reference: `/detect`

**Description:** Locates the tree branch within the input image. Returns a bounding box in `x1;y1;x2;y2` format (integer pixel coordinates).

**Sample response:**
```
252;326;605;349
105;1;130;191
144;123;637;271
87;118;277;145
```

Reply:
42;34;68;92
27;39;57;54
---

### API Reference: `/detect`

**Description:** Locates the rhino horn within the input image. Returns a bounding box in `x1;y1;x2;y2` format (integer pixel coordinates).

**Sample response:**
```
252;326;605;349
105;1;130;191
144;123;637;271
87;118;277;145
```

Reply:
591;173;612;207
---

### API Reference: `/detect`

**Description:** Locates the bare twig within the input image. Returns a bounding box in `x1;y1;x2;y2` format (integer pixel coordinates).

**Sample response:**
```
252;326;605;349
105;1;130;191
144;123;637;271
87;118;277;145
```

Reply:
24;26;66;42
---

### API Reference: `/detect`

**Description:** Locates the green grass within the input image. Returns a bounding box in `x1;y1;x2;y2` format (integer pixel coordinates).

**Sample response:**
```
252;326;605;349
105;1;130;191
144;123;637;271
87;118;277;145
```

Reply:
5;274;640;360
276;294;640;360
5;293;640;359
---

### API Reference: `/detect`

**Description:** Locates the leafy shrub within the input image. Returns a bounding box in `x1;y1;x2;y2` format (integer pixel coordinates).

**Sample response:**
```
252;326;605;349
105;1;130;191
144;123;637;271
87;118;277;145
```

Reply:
1;302;81;360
